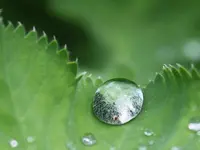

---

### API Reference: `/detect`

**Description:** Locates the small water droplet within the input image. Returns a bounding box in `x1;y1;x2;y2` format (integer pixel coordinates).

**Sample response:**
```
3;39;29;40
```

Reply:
110;146;116;150
93;78;144;125
188;117;200;131
81;133;96;146
148;140;154;145
9;139;18;148
27;136;35;143
144;129;154;137
66;141;76;150
138;145;147;150
171;146;181;150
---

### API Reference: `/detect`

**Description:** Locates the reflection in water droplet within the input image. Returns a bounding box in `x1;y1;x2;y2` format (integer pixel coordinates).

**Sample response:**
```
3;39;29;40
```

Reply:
148;140;154;145
144;129;154;137
9;139;18;148
93;78;144;125
188;117;200;131
27;136;35;143
81;133;96;146
171;146;181;150
138;145;147;150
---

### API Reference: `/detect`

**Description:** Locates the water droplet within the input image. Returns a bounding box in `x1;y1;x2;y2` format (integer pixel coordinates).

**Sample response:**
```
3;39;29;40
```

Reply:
188;117;200;131
138;145;147;150
93;78;144;125
110;146;116;150
148;140;154;145
9;139;18;148
144;129;154;137
171;146;181;150
66;141;76;150
81;133;96;146
27;136;35;143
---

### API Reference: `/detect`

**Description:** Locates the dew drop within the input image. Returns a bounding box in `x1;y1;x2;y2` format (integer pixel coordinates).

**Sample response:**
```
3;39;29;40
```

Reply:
138;145;147;150
27;136;35;143
9;139;18;148
93;78;144;125
144;129;154;137
66;141;76;150
81;133;96;146
148;140;154;145
188;117;200;132
171;146;181;150
110;146;116;150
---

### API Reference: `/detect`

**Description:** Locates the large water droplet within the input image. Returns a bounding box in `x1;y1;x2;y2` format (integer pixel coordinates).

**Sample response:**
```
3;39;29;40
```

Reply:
188;117;200;131
144;129;154;137
93;78;144;125
9;139;18;148
81;133;96;146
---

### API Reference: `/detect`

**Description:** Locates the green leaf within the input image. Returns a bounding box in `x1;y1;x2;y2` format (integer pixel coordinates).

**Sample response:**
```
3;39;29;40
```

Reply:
0;22;77;149
1;21;200;150
68;64;200;150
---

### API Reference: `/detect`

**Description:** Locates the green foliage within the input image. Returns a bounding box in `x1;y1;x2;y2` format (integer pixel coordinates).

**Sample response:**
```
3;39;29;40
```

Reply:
0;23;77;149
1;22;200;150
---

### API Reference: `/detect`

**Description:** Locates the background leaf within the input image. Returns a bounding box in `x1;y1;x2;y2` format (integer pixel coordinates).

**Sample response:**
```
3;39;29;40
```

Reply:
1;0;200;84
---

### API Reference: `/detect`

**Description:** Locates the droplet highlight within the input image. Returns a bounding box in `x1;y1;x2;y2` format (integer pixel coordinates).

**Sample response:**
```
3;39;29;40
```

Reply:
81;133;96;146
93;78;144;125
9;139;18;148
144;129;154;137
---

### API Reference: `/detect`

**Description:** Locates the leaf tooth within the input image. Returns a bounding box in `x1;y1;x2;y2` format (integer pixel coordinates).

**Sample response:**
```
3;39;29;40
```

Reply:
162;64;173;83
37;31;48;48
67;61;78;76
14;22;25;36
56;45;69;62
85;76;93;85
47;38;59;52
5;21;14;31
95;76;103;87
190;64;200;80
76;71;87;83
176;63;192;81
145;80;155;89
25;26;37;41
169;64;182;79
154;72;165;85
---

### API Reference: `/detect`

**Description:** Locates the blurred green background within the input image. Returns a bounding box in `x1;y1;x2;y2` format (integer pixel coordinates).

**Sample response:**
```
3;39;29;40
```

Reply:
1;0;200;84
